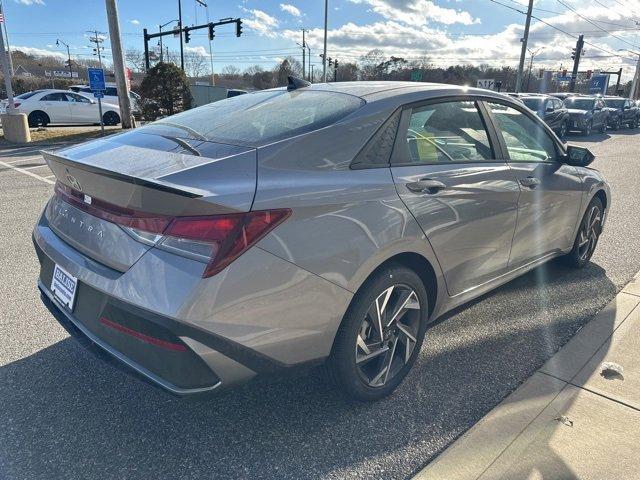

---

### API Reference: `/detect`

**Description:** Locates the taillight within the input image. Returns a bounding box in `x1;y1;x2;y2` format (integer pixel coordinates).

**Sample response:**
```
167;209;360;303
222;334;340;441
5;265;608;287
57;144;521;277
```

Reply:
54;181;290;278
161;210;291;277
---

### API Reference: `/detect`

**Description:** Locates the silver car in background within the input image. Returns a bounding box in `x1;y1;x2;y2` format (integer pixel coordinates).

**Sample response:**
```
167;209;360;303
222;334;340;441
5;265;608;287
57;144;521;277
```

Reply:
33;79;610;401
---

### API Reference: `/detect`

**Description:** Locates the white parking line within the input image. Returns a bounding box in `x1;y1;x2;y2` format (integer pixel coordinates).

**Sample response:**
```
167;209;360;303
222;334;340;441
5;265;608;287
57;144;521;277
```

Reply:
1;157;41;164
0;159;54;184
21;164;49;171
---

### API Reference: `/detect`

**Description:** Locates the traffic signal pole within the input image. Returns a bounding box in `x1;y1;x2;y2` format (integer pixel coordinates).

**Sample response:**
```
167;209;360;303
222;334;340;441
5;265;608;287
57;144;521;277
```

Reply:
515;0;533;93
569;35;584;93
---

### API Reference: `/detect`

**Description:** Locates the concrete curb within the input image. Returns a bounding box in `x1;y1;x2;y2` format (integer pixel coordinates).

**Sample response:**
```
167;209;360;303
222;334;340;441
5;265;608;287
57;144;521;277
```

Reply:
414;272;640;480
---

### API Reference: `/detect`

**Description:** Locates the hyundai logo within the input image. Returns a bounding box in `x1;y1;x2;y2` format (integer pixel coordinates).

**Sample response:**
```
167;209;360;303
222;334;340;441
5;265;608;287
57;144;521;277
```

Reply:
65;170;82;191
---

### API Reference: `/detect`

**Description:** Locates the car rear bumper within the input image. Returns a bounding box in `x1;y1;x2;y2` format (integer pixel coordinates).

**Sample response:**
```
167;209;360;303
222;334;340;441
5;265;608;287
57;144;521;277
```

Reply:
33;206;352;395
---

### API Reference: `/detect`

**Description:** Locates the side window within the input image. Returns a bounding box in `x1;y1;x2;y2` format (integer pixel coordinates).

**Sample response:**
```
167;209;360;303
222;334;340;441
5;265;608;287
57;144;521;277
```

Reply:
105;87;118;96
488;102;558;163
544;100;552;111
65;93;91;103
400;100;494;165
40;93;67;102
554;99;563;110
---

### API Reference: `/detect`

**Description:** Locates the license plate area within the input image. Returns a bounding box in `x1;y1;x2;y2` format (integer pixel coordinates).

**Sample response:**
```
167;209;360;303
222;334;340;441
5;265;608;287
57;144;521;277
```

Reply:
51;264;78;311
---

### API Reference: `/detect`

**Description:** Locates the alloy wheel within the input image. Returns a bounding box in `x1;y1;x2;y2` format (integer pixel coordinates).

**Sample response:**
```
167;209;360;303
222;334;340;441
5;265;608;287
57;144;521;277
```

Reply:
355;284;421;387
578;204;602;261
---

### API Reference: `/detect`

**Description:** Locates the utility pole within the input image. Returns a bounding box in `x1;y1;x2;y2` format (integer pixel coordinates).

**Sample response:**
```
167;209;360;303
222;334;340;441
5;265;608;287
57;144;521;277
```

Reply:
105;0;133;129
301;28;307;81
526;47;544;92
0;1;14;75
569;34;584;93
515;0;533;93
201;1;215;85
178;0;184;72
322;0;328;82
0;16;14;113
307;44;311;80
56;38;73;79
88;30;105;135
311;64;315;82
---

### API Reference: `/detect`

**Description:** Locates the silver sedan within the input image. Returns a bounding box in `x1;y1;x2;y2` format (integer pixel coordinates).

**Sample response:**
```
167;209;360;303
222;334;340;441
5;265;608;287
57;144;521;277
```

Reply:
33;78;609;401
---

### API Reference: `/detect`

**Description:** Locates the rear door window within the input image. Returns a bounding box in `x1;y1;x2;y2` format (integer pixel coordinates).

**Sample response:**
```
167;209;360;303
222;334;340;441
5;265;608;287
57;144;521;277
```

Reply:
397;100;495;165
144;90;365;146
41;93;68;102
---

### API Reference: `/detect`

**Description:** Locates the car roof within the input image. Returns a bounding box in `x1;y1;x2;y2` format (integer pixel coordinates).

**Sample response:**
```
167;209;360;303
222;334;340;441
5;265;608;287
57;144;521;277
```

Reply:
276;81;521;106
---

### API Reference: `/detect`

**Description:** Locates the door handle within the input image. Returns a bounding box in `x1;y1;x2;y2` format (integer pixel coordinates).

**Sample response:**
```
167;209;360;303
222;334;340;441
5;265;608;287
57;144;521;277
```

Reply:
519;176;541;188
406;178;447;194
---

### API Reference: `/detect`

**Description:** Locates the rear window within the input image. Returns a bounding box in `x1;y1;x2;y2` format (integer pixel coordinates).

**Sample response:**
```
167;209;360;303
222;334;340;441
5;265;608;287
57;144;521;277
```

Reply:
16;90;41;100
522;98;543;110
144;89;365;146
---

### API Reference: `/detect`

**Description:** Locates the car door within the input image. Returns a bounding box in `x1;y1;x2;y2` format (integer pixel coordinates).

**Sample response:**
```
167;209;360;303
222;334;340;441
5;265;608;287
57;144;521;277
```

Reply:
38;92;72;123
65;92;96;124
390;98;520;296
485;101;583;268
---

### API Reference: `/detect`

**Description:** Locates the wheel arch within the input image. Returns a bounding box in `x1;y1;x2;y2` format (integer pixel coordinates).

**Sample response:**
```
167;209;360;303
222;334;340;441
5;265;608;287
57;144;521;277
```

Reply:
28;110;50;124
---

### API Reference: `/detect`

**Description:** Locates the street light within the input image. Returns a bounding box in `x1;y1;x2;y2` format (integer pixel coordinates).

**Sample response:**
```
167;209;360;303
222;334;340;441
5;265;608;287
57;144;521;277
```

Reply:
158;19;178;62
56;38;72;79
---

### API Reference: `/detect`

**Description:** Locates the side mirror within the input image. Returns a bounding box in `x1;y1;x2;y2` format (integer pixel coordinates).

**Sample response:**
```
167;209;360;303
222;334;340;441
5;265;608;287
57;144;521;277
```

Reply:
546;106;554;113
563;145;595;167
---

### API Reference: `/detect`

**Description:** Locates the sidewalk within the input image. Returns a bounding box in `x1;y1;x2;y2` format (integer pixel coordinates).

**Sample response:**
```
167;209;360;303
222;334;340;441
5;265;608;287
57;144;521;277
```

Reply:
415;273;640;480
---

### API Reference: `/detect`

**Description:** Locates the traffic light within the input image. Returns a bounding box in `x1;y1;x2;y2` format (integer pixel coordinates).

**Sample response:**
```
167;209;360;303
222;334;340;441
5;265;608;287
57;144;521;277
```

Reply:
539;68;544;79
184;28;191;43
586;69;592;79
334;59;339;69
571;47;577;60
236;19;243;37
209;24;215;41
563;69;567;77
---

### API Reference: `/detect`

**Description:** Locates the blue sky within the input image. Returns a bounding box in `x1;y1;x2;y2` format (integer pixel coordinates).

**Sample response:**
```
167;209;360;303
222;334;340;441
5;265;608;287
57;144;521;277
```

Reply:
2;0;640;79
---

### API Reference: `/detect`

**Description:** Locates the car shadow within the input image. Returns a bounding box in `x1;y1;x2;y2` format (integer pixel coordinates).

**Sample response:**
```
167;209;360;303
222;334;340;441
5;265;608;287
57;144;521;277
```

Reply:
0;261;617;480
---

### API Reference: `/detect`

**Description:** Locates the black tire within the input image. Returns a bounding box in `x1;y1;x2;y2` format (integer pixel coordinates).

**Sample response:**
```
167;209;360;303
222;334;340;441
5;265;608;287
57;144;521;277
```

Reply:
612;118;621;131
560;197;604;268
582;121;592;136
327;264;429;401
599;121;607;134
631;118;638;129
27;110;49;128
103;111;120;126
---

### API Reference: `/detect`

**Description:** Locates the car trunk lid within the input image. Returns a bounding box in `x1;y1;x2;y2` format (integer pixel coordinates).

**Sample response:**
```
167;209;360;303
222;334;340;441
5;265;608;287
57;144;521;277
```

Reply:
43;130;257;272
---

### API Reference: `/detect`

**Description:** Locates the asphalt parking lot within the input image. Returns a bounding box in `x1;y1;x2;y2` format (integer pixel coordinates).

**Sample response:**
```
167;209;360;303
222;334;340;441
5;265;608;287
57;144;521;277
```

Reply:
1;130;640;480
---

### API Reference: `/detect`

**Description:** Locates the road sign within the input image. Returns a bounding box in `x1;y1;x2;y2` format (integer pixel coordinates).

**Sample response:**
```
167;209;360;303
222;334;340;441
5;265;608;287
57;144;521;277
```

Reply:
88;67;105;91
477;79;495;90
556;75;572;82
93;91;104;99
589;74;609;95
410;70;423;82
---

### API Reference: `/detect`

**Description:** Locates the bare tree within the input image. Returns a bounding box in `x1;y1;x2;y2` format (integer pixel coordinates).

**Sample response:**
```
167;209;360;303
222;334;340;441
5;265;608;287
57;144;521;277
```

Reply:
221;65;241;79
125;48;146;72
184;50;207;78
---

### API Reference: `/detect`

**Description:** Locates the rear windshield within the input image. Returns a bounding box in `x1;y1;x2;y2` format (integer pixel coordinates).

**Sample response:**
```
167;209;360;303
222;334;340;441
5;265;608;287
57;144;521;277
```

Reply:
144;89;365;146
564;98;594;110
522;98;543;110
16;90;41;100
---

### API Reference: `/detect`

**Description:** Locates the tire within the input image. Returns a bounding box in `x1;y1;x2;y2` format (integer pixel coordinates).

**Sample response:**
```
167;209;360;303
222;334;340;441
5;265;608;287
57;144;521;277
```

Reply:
612;118;621;131
582;121;592;136
599;120;607;133
103;111;120;126
27;110;49;128
558;121;568;140
560;197;604;268
631;118;638;129
327;264;429;401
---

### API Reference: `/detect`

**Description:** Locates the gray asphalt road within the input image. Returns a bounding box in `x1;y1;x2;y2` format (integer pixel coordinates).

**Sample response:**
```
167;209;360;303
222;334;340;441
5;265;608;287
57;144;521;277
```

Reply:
1;131;639;480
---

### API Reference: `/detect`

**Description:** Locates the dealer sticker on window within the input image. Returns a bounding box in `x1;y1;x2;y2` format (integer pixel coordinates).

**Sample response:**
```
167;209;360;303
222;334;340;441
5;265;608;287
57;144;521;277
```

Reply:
51;264;78;311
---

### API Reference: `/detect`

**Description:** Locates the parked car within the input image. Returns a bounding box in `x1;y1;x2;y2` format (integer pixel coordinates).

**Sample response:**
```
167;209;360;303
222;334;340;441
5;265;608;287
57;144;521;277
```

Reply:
34;79;609;401
520;94;570;138
563;96;608;135
5;89;121;127
69;83;140;116
603;97;639;130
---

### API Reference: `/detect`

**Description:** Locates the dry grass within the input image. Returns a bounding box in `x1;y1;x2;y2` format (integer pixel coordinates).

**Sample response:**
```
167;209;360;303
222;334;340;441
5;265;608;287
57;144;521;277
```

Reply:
0;125;121;145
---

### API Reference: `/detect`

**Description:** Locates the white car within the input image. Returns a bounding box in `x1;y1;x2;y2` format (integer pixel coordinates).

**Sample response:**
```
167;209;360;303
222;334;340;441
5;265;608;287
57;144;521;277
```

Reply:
6;89;121;127
69;83;140;115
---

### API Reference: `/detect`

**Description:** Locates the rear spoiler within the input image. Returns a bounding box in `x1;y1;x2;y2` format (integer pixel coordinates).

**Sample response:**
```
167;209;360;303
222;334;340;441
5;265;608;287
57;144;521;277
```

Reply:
41;150;204;199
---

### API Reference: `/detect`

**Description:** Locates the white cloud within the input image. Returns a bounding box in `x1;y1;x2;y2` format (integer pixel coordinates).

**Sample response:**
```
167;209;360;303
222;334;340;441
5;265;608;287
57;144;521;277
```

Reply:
185;46;209;56
241;8;279;37
280;3;301;17
14;0;45;5
349;0;479;26
130;19;140;25
12;46;65;58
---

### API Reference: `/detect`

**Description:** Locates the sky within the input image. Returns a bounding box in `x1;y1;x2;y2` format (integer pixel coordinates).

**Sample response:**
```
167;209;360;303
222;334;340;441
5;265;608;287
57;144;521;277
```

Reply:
2;0;640;80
